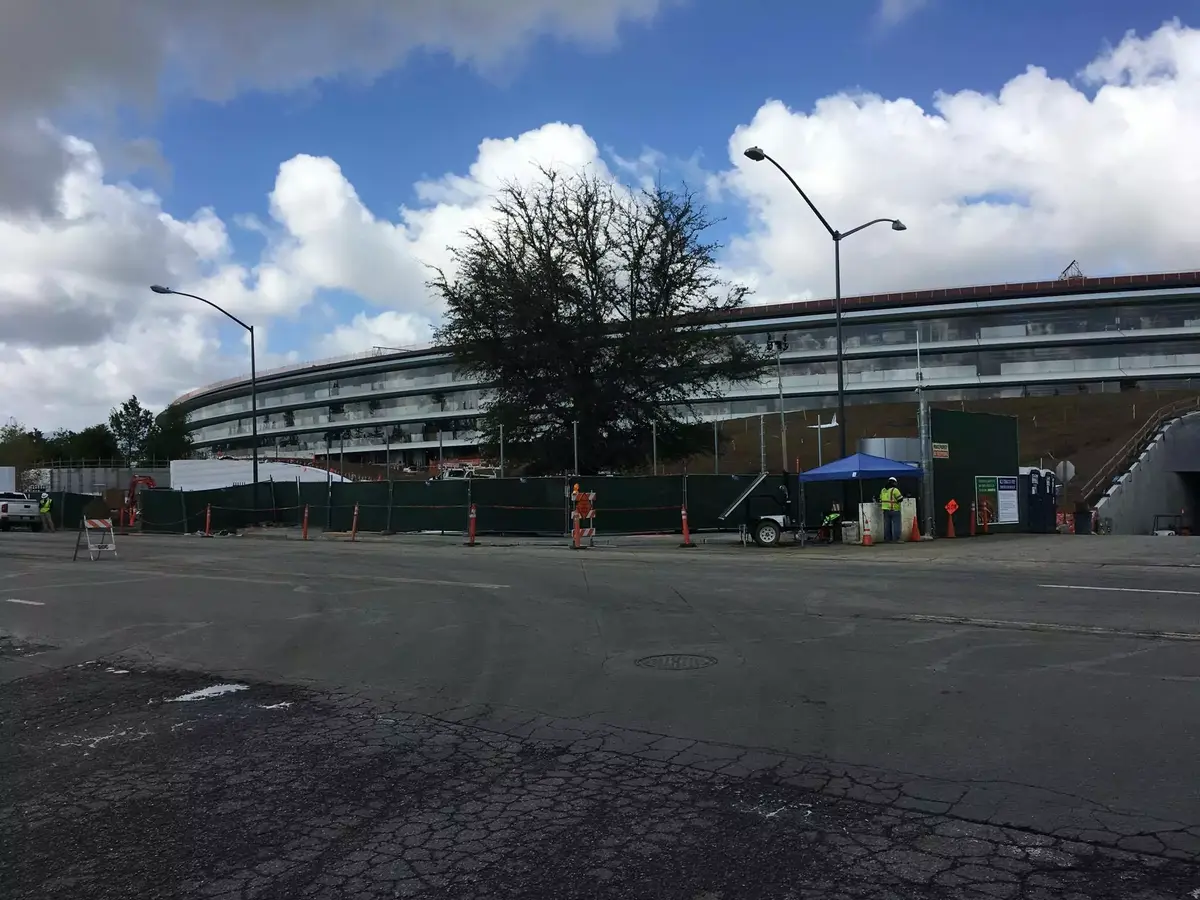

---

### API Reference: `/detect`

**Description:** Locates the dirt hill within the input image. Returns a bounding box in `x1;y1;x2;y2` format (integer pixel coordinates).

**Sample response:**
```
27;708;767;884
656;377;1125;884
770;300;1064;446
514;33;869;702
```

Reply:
334;388;1198;498
688;389;1200;496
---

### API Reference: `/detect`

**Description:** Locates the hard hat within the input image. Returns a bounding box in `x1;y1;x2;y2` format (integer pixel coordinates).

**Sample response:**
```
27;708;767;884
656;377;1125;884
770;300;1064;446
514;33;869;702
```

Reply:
40;492;48;498
887;477;897;483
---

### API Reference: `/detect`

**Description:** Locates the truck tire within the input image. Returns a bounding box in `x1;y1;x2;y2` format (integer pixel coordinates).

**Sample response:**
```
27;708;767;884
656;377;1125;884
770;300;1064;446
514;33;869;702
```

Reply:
752;518;781;547
0;523;9;532
30;522;42;533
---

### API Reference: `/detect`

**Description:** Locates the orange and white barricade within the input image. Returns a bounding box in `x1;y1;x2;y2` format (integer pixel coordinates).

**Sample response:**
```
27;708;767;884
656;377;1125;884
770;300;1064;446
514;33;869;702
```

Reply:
570;484;597;549
74;517;118;561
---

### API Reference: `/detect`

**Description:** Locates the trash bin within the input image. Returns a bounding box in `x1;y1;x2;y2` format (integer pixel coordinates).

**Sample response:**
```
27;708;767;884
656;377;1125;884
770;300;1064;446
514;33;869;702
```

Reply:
1073;511;1092;535
841;521;860;544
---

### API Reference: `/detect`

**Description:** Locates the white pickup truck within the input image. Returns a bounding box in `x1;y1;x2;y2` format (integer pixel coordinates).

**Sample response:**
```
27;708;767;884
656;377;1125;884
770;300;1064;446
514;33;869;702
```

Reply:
0;491;42;531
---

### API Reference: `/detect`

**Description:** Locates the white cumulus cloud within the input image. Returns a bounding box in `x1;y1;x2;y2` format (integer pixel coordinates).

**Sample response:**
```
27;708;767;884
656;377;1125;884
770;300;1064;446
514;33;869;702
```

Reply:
321;312;436;358
722;18;1200;303
264;123;611;320
0;0;671;211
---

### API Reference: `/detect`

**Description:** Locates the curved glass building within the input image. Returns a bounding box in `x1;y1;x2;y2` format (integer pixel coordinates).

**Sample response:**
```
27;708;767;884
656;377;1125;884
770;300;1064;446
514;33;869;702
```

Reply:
174;270;1200;467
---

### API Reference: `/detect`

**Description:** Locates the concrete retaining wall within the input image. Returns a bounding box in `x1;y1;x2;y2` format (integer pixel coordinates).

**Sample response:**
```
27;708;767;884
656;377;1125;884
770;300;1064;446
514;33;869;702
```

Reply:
1096;412;1200;534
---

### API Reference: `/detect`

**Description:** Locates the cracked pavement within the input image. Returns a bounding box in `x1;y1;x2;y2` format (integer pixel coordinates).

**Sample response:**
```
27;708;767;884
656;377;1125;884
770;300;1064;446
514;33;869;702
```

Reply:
2;532;1200;897
3;662;1198;899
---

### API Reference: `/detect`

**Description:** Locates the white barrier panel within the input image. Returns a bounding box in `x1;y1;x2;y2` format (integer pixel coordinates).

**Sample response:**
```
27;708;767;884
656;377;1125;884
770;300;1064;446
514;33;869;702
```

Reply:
859;499;920;543
74;518;118;562
902;497;919;540
859;502;882;544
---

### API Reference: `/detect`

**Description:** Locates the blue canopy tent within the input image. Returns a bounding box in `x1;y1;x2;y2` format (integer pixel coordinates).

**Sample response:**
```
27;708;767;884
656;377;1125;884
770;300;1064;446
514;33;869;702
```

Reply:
798;453;924;542
798;452;924;483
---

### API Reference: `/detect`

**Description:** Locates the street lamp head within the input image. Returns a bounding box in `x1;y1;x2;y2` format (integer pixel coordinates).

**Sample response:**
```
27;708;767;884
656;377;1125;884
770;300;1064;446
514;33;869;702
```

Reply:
743;146;766;162
891;220;907;232
149;284;173;294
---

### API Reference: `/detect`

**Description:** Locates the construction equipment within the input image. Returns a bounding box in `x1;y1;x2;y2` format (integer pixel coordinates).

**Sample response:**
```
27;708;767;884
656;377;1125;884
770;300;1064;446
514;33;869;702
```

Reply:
124;475;158;524
717;472;809;547
1152;514;1184;536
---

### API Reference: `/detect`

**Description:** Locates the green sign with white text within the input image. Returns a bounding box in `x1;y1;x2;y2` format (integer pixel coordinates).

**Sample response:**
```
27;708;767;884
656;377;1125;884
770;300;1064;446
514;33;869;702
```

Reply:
974;475;1019;525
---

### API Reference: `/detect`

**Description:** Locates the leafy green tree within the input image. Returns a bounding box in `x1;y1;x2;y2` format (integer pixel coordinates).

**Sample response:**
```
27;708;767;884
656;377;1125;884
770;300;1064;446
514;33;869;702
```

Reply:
42;429;76;459
0;420;44;467
41;424;119;461
74;424;121;460
142;404;194;462
430;168;767;474
108;395;154;461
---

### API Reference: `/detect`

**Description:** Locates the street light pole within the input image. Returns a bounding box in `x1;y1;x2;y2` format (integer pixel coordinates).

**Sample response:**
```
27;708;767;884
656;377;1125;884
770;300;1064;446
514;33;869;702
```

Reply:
150;285;258;486
743;147;906;458
249;323;258;484
834;238;844;456
806;413;837;468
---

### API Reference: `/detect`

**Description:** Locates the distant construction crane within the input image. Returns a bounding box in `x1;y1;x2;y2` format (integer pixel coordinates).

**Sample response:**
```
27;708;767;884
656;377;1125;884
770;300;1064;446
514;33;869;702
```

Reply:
1059;260;1085;280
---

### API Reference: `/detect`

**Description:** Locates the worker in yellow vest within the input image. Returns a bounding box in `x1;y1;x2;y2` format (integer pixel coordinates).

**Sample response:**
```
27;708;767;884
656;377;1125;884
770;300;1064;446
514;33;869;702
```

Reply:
819;502;842;544
879;477;903;542
39;492;56;533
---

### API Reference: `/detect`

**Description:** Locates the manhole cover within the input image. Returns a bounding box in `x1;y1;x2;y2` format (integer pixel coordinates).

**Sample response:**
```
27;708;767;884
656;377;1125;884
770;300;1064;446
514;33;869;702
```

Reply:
635;654;718;671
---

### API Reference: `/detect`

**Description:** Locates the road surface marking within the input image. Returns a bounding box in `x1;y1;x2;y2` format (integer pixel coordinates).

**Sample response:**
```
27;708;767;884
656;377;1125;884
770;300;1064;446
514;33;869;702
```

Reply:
1039;583;1200;596
16;578;157;592
273;570;511;591
895;614;1200;642
4;598;43;606
130;568;509;591
167;684;248;703
125;570;301;588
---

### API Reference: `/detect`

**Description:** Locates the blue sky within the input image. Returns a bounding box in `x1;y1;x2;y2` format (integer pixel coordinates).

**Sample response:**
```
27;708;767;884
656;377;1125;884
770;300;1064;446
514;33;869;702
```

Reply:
153;0;1184;226
129;0;1188;361
3;0;1199;426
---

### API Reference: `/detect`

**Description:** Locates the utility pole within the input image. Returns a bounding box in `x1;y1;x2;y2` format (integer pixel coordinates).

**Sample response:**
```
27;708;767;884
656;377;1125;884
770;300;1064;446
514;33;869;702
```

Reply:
651;421;658;475
806;413;838;468
916;327;935;539
758;414;766;473
768;335;789;470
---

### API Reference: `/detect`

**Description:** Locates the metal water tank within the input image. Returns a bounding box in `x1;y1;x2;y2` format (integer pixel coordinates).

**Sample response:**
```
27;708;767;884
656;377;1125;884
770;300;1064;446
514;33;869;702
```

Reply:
858;437;923;466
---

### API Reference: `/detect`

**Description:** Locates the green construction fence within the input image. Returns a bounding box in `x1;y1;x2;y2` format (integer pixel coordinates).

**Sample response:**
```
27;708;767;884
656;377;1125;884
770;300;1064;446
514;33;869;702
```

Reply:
930;408;1021;537
135;473;767;536
21;492;101;532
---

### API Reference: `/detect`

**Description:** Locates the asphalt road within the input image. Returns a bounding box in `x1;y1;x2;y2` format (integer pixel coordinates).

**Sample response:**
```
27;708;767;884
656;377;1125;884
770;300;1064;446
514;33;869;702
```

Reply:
2;531;1199;898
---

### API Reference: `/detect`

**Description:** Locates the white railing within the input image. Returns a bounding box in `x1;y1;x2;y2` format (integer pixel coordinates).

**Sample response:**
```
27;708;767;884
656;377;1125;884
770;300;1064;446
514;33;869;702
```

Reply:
172;270;1200;408
173;343;439;405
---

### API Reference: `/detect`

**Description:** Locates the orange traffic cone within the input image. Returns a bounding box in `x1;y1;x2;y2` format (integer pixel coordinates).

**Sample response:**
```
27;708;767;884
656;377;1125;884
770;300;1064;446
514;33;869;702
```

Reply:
910;515;921;542
679;506;695;548
862;516;873;546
